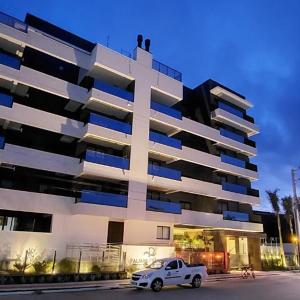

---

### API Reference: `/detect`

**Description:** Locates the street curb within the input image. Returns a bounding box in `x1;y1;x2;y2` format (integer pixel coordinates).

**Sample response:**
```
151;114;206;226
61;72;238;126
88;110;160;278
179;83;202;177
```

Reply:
0;273;281;296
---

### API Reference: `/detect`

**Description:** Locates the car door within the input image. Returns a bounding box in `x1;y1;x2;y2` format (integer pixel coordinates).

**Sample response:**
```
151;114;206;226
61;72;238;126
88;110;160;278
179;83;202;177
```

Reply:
177;259;186;284
164;260;181;285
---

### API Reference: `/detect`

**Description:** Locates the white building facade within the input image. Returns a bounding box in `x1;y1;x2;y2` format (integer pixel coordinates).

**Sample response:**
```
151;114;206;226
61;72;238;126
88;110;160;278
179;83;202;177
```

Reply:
0;12;262;271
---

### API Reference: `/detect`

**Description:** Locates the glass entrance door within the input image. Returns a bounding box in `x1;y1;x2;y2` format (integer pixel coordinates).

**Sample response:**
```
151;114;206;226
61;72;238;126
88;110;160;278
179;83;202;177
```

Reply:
239;237;249;266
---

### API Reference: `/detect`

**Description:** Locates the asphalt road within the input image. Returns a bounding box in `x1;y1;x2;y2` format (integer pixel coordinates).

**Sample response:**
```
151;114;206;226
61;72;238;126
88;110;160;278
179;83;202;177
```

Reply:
1;272;300;300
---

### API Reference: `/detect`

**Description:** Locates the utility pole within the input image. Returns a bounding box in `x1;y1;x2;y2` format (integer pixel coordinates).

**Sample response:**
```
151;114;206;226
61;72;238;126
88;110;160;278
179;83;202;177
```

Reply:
291;168;300;266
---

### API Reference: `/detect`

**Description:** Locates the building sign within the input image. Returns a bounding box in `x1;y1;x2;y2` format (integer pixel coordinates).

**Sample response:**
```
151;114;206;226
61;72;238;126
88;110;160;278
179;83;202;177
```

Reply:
122;245;175;271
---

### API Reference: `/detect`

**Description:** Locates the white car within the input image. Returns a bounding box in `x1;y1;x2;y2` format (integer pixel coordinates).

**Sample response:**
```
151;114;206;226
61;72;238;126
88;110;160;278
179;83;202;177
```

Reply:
130;258;208;292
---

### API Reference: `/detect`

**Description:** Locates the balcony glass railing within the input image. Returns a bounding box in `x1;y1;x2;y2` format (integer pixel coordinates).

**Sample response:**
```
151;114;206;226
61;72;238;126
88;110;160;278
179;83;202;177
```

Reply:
220;153;246;168
148;164;181;181
0;136;4;149
223;210;250;222
222;182;247;195
149;131;182;149
0;11;28;32
218;101;244;118
84;150;129;169
80;190;127;207
89;113;132;135
152;59;182;82
0;92;13;108
151;101;182;119
220;128;244;143
0;52;21;70
93;80;134;102
146;199;181;214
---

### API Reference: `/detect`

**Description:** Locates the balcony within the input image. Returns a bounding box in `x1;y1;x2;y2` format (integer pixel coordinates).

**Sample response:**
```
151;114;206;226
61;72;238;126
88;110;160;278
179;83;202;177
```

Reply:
151;101;182;119
148;164;181;181
212;107;259;136
0;52;21;69
84;149;129;169
220;128;244;143
93;80;134;102
218;101;244;118
152;59;182;82
220;153;246;168
223;210;250;222
0;11;28;32
146;199;181;214
149;131;182;149
0;92;13;107
0;136;4;149
210;86;252;110
222;182;247;195
89;113;132;135
79;190;127;207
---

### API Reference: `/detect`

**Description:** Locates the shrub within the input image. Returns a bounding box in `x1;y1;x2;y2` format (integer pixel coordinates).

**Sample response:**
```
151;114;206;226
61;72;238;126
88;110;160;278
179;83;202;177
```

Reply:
57;258;77;274
32;260;48;274
13;262;30;273
91;264;101;273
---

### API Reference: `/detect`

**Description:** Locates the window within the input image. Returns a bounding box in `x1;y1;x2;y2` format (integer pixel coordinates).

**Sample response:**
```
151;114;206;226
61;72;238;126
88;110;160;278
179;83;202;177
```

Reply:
219;174;227;183
218;201;228;213
166;260;178;270
180;201;191;210
0;216;6;230
157;226;170;240
0;210;52;233
178;260;183;268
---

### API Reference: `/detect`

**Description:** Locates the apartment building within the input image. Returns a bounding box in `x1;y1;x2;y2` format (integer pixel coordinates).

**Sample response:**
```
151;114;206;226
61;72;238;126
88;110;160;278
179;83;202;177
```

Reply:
0;12;263;271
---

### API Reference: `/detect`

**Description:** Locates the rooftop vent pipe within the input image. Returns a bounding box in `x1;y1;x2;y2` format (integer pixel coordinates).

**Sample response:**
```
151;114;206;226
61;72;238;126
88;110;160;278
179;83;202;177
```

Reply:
145;39;150;52
137;34;143;48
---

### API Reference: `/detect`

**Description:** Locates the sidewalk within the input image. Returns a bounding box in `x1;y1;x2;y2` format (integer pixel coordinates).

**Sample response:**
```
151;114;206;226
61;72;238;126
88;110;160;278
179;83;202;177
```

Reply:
0;271;281;296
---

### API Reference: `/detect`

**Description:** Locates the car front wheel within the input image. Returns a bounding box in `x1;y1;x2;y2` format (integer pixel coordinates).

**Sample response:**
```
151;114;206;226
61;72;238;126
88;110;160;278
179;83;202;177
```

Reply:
151;278;163;292
191;275;201;288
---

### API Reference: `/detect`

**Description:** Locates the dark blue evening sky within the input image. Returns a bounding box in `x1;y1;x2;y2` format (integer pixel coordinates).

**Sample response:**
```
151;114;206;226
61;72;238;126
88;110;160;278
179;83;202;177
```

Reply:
1;0;299;211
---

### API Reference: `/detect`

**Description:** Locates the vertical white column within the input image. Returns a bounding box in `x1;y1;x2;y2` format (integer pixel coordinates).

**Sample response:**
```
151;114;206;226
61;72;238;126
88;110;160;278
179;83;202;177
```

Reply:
126;47;153;220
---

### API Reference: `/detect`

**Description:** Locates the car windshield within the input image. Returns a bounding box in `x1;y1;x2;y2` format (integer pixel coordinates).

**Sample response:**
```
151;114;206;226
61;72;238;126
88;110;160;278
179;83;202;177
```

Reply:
147;260;165;269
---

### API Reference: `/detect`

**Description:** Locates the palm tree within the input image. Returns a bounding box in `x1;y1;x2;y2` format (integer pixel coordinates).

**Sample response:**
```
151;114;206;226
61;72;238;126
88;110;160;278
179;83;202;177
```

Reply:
266;189;286;267
282;196;294;238
282;196;297;265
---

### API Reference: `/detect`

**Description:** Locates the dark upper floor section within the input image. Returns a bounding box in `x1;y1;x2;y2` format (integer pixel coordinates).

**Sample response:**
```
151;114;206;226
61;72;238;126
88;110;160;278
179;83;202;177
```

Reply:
178;79;255;127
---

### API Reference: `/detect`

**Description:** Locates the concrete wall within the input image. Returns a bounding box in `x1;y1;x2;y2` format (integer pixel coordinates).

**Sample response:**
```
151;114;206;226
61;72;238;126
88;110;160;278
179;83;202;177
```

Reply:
0;214;108;260
0;144;80;176
0;188;109;259
123;219;173;245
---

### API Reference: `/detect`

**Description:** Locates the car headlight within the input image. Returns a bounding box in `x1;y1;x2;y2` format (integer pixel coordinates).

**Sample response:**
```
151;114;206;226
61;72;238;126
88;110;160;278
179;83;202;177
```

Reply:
141;273;153;279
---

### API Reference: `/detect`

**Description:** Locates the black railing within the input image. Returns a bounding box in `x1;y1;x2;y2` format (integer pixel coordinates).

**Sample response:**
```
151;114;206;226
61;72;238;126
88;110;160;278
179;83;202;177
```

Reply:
152;59;182;82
